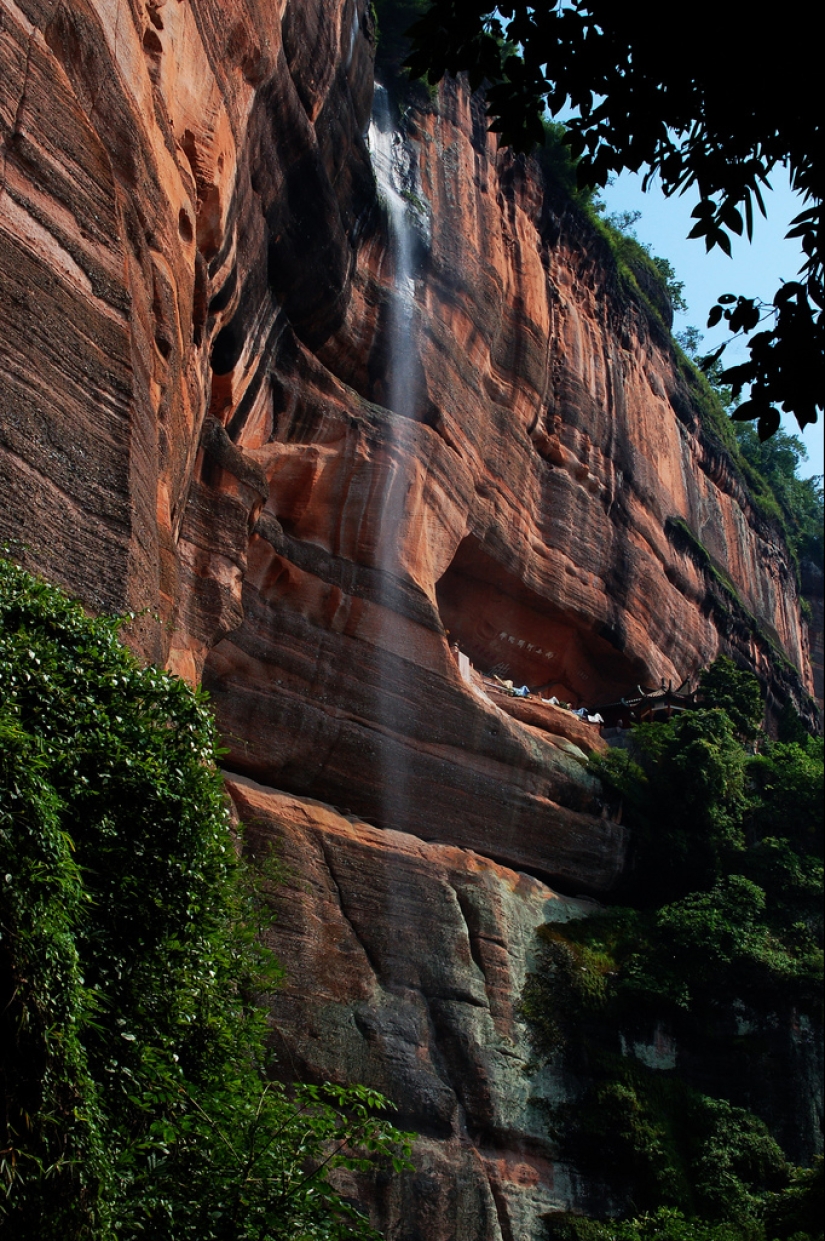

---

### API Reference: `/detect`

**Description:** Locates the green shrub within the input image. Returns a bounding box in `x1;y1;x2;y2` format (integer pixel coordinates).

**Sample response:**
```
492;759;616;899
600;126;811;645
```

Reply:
545;1205;761;1241
0;558;412;1239
592;706;750;903
697;658;763;742
524;665;823;1240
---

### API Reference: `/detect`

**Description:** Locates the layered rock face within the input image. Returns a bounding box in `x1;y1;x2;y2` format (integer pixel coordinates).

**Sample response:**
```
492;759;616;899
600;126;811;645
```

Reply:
227;773;596;1241
0;2;818;1236
0;0;376;656
801;560;824;708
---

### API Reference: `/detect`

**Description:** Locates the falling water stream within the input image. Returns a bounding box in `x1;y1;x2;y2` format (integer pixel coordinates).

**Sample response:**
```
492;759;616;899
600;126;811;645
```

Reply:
362;82;558;1227
366;84;420;830
367;84;417;420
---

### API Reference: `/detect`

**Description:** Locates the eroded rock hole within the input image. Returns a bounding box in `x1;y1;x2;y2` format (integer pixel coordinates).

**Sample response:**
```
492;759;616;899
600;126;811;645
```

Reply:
142;27;162;56
195;183;222;260
178;130;222;258
154;332;172;360
178;208;194;244
435;534;643;707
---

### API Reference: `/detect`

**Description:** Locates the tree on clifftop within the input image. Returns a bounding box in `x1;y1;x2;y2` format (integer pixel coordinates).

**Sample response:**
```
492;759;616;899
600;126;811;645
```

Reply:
400;1;823;443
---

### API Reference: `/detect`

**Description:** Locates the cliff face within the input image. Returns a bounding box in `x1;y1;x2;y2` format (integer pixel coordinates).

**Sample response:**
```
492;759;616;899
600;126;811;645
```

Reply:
802;560;824;708
228;773;597;1240
0;2;818;1236
0;0;375;651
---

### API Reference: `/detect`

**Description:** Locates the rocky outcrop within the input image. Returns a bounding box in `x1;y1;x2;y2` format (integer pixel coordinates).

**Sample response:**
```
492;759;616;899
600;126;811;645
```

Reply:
0;0;375;661
227;773;596;1241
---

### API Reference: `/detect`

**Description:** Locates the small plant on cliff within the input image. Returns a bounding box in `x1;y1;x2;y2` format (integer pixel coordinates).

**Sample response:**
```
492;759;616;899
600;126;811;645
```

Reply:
0;557;413;1240
522;664;823;1240
732;426;824;570
602;209;688;318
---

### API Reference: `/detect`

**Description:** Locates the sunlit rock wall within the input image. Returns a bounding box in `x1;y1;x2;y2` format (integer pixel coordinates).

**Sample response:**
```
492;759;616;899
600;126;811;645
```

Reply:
801;560;824;709
0;0;375;660
198;70;816;851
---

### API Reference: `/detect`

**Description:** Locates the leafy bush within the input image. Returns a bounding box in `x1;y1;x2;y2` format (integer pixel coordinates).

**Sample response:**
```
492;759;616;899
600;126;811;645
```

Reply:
592;707;750;902
588;209;688;324
697;657;763;742
523;663;823;1240
546;1205;762;1241
0;558;412;1239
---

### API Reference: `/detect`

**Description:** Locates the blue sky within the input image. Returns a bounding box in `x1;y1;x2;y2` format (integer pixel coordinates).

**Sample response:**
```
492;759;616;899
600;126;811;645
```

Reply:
600;168;824;479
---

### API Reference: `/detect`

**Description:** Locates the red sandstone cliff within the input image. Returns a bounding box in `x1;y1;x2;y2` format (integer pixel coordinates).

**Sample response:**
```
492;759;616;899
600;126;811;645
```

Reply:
0;2;818;1236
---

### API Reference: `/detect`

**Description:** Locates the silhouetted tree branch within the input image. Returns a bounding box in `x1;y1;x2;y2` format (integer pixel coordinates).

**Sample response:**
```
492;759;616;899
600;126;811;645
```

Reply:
402;1;823;439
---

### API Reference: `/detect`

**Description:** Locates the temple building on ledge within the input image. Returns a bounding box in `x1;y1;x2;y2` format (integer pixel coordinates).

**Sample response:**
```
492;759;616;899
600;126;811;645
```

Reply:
597;680;699;729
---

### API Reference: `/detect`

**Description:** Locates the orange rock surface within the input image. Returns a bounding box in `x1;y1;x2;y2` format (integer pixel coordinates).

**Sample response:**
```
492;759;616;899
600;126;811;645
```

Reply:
227;773;598;1240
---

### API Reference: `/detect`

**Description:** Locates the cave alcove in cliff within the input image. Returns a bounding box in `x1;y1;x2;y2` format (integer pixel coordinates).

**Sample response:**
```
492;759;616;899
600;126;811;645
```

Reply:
435;533;647;707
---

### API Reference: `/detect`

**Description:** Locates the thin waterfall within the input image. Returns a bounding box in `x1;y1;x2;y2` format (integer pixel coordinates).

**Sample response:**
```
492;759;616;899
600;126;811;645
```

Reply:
367;83;417;420
366;83;420;830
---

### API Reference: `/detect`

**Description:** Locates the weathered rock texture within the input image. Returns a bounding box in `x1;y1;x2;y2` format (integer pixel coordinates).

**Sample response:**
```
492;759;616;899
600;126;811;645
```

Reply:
0;1;819;1235
228;773;595;1241
801;560;824;709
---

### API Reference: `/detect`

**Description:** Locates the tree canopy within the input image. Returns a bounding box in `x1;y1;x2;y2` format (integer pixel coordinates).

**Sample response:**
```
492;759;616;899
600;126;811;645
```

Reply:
401;1;823;442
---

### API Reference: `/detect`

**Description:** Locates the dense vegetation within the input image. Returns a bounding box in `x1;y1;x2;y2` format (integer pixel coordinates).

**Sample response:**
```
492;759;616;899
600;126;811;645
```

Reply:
523;660;823;1241
0;559;412;1240
523;665;818;1241
676;326;824;574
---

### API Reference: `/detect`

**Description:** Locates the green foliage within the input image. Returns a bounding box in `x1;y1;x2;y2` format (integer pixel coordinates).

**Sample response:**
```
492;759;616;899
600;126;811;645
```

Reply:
0;714;109;1233
747;737;824;859
561;1075;786;1222
593;707;750;902
597;211;688;320
650;257;688;315
764;1157;824;1241
577;209;685;328
403;1;823;437
0;558;413;1239
732;426;824;570
546;1205;763;1241
634;875;821;1014
698;657;763;742
534;120;598;207
523;663;823;1240
111;1079;413;1241
675;328;739;414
